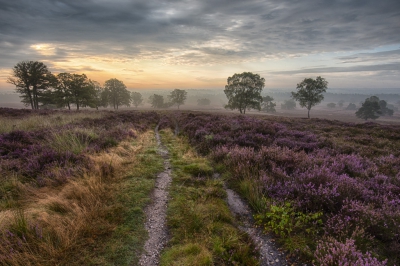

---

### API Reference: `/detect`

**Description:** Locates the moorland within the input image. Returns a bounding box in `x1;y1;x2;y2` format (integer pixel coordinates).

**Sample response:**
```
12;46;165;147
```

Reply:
0;107;399;265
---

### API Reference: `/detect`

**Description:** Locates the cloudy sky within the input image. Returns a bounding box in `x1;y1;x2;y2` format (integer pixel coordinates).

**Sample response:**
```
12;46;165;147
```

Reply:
1;0;399;92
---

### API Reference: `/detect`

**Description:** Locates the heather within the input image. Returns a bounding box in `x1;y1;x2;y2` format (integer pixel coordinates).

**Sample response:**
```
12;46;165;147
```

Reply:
0;110;159;186
0;110;162;265
174;112;400;265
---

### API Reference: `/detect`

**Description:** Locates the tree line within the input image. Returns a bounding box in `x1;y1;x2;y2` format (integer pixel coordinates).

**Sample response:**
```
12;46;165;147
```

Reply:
223;72;395;119
7;61;396;119
7;61;188;110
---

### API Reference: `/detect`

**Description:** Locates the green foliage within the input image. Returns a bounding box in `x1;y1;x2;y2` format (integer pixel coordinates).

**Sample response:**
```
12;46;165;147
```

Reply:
160;129;258;265
7;61;54;110
169;89;187;109
161;243;213;266
131;91;143;108
281;99;296;110
356;96;383;120
254;203;323;238
183;163;214;177
346;102;357;110
103;78;131;109
291;76;328;118
224;72;265;114
261;95;276;113
149;94;165;108
54;73;97;110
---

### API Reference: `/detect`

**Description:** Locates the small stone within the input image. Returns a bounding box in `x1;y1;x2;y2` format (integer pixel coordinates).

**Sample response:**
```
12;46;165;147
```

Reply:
275;259;279;262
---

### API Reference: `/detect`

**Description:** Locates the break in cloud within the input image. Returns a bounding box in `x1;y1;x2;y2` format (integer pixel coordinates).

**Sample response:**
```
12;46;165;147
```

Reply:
0;0;399;89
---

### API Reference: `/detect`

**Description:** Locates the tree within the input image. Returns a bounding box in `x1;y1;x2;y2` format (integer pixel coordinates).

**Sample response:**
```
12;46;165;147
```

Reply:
54;73;74;109
131;92;143;108
327;103;336;108
346;103;357;110
168;89;187;109
7;61;54;109
197;98;211;106
91;80;106;110
54;73;96;110
104;78;130;109
338;100;345;107
291;76;328;118
356;97;382;120
149;94;165;108
281;99;296;110
224;72;265;114
378;99;394;116
261;95;276;113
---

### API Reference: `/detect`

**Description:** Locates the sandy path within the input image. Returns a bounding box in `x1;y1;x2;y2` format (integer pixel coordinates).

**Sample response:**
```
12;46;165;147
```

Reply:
224;183;288;266
138;123;172;266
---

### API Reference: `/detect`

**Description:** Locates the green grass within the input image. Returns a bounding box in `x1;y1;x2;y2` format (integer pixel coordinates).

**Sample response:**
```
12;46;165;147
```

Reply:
83;132;165;265
159;129;259;266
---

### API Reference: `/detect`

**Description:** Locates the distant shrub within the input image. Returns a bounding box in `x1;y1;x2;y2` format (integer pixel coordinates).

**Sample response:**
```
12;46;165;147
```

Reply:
327;103;336;108
281;99;296;110
346;103;357;110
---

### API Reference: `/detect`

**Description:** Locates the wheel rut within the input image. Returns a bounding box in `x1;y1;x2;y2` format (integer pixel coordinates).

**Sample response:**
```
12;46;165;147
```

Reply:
223;181;288;266
138;123;171;266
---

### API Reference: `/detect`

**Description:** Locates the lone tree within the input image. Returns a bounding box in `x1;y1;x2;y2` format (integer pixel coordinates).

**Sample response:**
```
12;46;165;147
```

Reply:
261;95;276;113
149;94;165;108
356;97;382;120
104;78;130;109
8;61;54;109
224;72;265;114
131;92;143;108
169;89;187;109
291;76;328;118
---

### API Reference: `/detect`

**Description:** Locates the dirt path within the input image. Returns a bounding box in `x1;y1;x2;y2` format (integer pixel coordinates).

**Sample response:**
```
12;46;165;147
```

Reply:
223;183;288;266
138;123;172;266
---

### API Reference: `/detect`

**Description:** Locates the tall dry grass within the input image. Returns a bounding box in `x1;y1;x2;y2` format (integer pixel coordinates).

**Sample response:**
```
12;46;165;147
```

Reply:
0;130;153;265
0;112;103;134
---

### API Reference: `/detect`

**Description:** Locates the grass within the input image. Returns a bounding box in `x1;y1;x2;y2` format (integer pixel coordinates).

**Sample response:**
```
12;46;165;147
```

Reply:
0;129;164;265
0;111;104;134
159;129;259;266
48;127;98;154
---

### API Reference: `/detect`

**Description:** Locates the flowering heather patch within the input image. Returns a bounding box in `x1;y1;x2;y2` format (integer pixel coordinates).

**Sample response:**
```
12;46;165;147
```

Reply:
0;111;160;186
0;107;54;118
174;112;400;265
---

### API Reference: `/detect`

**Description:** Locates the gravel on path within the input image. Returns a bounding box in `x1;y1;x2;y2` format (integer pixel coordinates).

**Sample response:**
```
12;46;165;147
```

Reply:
223;180;288;266
138;124;172;266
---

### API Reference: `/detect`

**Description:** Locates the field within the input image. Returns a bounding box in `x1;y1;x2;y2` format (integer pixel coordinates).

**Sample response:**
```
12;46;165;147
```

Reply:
0;108;399;265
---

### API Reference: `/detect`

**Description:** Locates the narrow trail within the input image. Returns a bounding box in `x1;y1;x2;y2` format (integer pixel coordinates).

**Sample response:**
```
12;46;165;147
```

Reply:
223;182;288;266
138;123;172;266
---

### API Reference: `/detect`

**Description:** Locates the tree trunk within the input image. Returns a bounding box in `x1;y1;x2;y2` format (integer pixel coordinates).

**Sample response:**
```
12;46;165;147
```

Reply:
26;86;34;109
308;108;310;118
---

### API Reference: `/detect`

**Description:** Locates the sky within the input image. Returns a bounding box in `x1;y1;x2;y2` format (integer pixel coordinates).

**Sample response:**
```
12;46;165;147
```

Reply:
0;0;400;92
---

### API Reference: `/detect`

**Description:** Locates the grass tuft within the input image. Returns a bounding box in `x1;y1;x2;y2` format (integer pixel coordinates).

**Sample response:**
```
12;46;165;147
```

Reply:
159;128;259;266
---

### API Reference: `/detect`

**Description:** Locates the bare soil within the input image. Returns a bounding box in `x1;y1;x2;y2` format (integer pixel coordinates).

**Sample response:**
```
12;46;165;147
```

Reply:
138;124;172;266
224;183;288;266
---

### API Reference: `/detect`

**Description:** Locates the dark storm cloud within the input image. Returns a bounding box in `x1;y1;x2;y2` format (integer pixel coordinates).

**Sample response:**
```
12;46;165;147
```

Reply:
271;63;400;75
339;49;400;63
0;0;399;67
